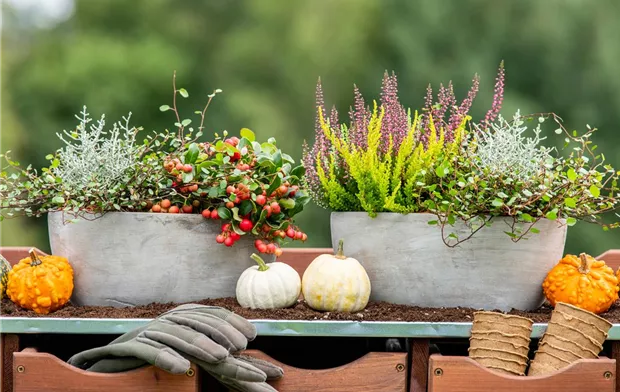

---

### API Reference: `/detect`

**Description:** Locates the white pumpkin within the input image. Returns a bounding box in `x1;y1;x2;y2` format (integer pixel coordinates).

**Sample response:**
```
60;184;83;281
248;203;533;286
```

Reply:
236;253;301;309
302;239;371;313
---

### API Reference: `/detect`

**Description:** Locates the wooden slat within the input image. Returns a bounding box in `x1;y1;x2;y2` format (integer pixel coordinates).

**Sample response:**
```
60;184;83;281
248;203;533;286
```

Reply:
12;349;200;392
597;249;620;272
242;349;408;392
428;355;615;392
611;341;620;392
1;334;19;392
279;248;332;277
410;339;429;392
0;248;48;267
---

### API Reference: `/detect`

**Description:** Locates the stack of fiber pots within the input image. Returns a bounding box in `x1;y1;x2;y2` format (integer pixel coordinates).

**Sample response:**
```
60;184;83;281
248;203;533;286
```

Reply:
469;311;533;376
528;302;612;376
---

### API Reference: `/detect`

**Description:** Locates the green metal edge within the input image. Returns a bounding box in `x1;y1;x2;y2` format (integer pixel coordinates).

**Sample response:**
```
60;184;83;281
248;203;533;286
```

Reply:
1;317;605;339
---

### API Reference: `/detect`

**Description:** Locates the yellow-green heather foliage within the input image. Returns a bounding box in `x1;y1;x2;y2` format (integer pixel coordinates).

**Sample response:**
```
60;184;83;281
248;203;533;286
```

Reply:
316;102;469;217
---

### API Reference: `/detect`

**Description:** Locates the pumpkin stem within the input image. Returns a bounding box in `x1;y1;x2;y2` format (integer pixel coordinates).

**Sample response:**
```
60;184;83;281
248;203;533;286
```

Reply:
335;239;346;259
28;248;42;267
250;253;270;272
578;253;592;274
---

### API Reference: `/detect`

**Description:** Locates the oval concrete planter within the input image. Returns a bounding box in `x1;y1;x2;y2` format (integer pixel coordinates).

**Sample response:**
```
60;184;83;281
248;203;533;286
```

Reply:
330;212;568;311
48;211;274;307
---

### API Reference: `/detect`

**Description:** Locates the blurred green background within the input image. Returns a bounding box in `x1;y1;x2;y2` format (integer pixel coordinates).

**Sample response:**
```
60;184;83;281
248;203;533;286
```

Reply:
2;0;620;256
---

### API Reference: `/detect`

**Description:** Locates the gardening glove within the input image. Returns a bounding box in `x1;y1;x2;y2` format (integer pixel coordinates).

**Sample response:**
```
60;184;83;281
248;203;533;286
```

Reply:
67;304;256;373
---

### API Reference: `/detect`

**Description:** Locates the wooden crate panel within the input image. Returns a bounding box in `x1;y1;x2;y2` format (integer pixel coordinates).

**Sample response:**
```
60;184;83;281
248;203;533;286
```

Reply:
428;354;615;392
241;349;408;392
13;348;199;392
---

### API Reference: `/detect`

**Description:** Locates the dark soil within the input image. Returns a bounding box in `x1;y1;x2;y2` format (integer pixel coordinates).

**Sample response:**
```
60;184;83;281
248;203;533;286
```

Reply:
3;297;620;323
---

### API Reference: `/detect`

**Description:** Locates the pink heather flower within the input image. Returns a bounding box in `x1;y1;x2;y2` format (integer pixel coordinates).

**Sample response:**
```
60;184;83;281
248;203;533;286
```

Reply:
481;61;505;130
448;73;480;137
379;71;409;153
329;105;340;138
348;84;370;149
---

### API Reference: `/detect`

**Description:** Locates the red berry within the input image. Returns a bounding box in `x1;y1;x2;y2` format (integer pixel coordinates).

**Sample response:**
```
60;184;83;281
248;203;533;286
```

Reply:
295;231;303;240
230;232;241;241
301;233;308;241
286;228;295;238
266;243;276;253
255;239;263;248
224;237;234;247
226;201;235;209
176;163;184;171
211;209;219;219
152;204;161;213
231;152;241;161
230;137;240;145
257;244;267;253
216;235;225;243
183;164;193;173
169;206;180;214
226;185;235;194
278;185;288;195
239;218;253;232
201;209;211;218
270;202;281;214
262;224;271;233
275;248;283;257
189;184;198;192
222;223;231;232
161;199;171;209
256;195;266;205
182;205;193;213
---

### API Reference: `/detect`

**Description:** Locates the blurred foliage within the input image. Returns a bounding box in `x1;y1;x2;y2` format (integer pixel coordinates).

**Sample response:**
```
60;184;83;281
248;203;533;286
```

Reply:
2;0;620;256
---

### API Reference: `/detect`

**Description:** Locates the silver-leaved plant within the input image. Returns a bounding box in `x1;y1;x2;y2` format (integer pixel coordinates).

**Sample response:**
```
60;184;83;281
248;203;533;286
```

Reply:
52;106;140;190
472;110;555;182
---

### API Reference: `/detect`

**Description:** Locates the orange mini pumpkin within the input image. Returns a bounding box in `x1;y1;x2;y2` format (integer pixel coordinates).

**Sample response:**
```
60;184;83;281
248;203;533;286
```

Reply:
6;249;74;314
543;253;619;314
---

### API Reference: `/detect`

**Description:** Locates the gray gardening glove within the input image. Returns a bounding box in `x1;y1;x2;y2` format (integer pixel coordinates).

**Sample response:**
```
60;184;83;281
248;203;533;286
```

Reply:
67;304;283;392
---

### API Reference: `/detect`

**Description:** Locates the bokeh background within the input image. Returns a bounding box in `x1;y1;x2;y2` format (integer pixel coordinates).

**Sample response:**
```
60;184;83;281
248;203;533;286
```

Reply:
2;0;620;256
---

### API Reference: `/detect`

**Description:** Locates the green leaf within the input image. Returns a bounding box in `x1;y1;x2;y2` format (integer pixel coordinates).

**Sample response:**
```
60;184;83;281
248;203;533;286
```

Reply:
427;220;438;225
546;210;558;220
521;213;533;222
290;165;305;179
217;207;232;220
182;172;193;183
530;227;540;234
590;185;601;198
208;187;219;197
240;128;255;142
231;207;242;222
491;199;503;207
239;200;254;216
52;196;65;204
566;217;577;226
278;198;296;209
567;168;577;182
181;119;192;127
185;143;200;164
267;175;281;196
564;197;576;208
435;165;447;178
178;88;189;98
159;105;171;112
45;154;54;160
273;151;283;167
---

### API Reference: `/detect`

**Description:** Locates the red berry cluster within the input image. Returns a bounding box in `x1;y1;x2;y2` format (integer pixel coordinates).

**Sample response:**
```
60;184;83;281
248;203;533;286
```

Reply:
216;223;241;247
254;239;283;257
150;198;196;214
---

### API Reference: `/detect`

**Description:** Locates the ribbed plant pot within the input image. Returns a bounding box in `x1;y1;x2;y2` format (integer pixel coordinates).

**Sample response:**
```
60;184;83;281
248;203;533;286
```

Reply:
48;211;273;307
330;212;568;311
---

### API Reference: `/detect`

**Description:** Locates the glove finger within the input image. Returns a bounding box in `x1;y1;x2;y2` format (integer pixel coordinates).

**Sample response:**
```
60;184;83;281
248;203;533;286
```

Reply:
86;357;148;373
234;355;284;380
164;313;249;352
167;305;257;341
201;355;267;382
68;341;191;375
216;376;280;392
140;330;228;364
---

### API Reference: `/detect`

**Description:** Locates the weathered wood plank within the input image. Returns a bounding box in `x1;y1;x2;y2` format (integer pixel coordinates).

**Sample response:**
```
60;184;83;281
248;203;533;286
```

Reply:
410;339;429;392
241;349;407;392
12;348;199;392
428;355;615;392
1;334;19;392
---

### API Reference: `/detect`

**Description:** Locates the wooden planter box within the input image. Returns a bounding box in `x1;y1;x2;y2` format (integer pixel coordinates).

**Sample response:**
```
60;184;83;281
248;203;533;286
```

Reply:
428;354;616;392
239;349;407;392
12;348;199;392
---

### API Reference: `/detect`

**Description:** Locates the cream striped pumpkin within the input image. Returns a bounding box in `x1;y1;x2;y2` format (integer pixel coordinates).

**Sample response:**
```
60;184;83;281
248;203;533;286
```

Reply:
301;240;371;313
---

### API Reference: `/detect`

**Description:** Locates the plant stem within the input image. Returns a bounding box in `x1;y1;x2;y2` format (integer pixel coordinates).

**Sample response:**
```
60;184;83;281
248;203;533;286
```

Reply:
29;248;42;267
578;253;592;274
250;253;269;271
335;239;346;259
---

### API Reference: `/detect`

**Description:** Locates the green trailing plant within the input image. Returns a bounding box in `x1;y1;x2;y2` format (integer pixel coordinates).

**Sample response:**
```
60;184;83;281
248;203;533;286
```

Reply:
304;64;620;246
0;73;310;256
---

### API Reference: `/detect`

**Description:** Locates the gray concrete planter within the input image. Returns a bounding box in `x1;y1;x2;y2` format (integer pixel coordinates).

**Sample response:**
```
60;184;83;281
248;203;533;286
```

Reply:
48;211;273;307
330;212;568;311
